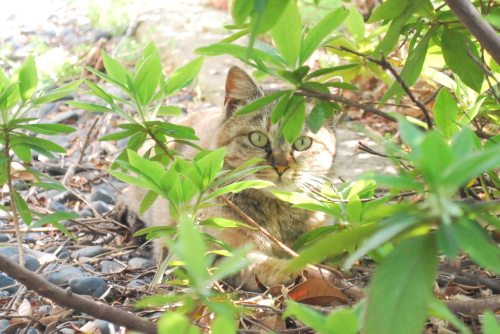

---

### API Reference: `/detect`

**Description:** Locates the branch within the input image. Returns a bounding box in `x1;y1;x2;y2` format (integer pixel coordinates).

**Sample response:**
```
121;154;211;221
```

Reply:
0;254;157;334
445;0;500;66
295;87;397;123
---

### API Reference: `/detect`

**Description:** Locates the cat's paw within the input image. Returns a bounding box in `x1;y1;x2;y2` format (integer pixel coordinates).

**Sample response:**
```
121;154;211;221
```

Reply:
254;258;301;288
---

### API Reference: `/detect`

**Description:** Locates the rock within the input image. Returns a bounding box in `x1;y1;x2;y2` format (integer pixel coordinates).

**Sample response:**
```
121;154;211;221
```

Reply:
90;185;116;204
0;234;10;242
127;278;151;288
0;319;11;331
73;246;107;258
53;191;80;203
68;277;106;298
78;209;94;218
0;246;19;257
45;246;71;259
22;232;42;243
37;305;52;314
49;201;67;212
47;110;80;124
128;257;155;269
101;260;125;274
9;254;40;272
89;201;113;214
0;273;18;294
46;265;85;286
95;320;120;334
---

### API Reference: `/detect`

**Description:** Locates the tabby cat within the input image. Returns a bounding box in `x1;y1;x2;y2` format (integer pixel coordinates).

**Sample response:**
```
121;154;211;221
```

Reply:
118;66;337;291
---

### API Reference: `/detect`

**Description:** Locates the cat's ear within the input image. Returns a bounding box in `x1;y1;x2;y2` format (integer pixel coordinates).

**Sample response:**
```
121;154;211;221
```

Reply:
224;66;264;115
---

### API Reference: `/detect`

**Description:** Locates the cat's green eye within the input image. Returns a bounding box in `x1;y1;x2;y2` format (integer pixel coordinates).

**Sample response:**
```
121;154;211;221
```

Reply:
249;132;269;148
293;136;312;151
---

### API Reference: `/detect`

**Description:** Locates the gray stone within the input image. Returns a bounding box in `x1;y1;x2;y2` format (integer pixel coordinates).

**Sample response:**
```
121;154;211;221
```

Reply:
73;246;107;258
101;260;125;274
95;320;119;334
78;209;94;218
89;201;113;214
46;265;85;286
0;234;10;242
53;191;80;203
68;277;106;297
128;257;155;269
0;319;10;331
49;201;67;212
22;232;42;243
0;273;18;294
90;185;116;204
126;278;151;288
0;246;19;257
47;110;80;124
9;254;40;272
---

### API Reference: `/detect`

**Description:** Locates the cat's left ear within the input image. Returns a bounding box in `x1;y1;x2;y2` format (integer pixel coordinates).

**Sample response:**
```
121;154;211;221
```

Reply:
224;66;264;115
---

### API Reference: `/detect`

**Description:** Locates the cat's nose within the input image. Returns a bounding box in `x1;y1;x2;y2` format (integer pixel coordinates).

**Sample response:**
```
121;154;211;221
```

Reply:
273;164;288;175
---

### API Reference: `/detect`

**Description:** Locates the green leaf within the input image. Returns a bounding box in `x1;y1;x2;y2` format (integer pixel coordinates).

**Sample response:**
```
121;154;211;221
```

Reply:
66;101;113;113
175;213;209;293
483;310;500;334
380;27;434;105
31;89;79;105
287;224;379;272
308;102;325;133
326;308;358;334
155;122;200;141
433;89;458;140
84;79;113;104
372;0;422;58
210;246;252;282
365;234;438;334
271;92;293;124
420;130;455;186
283;98;305;143
232;0;254;25
305;64;360;80
368;0;409;22
18;55;38;101
200;217;253;230
271;1;302;69
300;7;349;64
441;27;484;92
157;313;201;334
344;214;421;269
12;144;32;162
99;129;137;141
158;106;183;117
454;218;500;273
195;147;226;187
164;57;204;96
85;67;132;96
139;190;159;215
134;52;163;106
194;43;285;67
345;7;365;41
205;180;273;201
18;123;76;135
101;50;133;88
235;90;290;116
437;223;459;259
19;182;65;191
16;136;67;153
12;192;32;226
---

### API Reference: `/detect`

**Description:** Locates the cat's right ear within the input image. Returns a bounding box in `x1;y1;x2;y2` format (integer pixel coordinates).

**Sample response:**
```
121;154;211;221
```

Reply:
224;66;263;115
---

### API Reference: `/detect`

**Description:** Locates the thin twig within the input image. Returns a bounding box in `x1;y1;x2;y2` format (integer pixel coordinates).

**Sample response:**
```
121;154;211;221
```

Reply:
327;45;434;129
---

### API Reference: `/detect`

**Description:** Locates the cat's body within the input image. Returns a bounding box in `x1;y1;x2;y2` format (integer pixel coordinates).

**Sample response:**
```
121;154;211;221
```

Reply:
119;67;337;291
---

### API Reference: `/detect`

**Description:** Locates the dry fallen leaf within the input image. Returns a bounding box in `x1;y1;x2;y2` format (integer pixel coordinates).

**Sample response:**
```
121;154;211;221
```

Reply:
288;278;349;306
18;299;33;318
261;315;286;331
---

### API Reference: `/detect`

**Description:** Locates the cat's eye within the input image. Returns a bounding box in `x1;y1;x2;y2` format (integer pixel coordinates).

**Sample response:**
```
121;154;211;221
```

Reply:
293;136;312;151
249;132;269;148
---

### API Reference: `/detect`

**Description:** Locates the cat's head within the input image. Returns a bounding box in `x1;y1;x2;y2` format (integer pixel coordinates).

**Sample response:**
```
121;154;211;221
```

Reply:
216;66;336;193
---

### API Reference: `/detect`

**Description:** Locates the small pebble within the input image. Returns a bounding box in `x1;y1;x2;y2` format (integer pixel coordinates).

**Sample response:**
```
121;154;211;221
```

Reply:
128;257;155;269
73;246;107;258
89;200;113;214
53;191;80;203
0;273;18;294
47;110;80;124
78;209;94;218
50;201;67;212
127;278;151;288
101;260;125;274
0;319;10;331
68;277;106;298
9;254;40;272
46;265;85;286
90;185;116;204
0;234;10;242
0;246;19;257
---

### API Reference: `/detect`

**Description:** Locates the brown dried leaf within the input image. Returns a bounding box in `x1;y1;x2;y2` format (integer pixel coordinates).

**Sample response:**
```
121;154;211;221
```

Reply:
17;299;33;318
80;321;102;334
288;278;349;306
261;315;286;330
